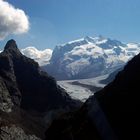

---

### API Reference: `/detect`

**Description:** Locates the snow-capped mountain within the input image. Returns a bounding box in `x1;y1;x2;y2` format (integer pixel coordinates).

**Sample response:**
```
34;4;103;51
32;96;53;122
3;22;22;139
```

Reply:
43;36;140;80
21;46;52;66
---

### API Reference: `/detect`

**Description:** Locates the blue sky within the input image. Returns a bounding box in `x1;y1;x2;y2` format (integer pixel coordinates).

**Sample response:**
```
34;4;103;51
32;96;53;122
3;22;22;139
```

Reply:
1;0;140;49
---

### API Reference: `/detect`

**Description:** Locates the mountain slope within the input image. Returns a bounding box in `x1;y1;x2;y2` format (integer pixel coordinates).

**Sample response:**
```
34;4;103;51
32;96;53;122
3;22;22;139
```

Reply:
0;39;81;139
43;36;140;80
45;51;140;139
0;39;80;112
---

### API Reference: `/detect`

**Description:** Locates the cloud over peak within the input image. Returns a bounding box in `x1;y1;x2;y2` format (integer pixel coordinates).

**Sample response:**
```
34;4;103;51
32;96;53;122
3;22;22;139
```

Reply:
0;0;29;40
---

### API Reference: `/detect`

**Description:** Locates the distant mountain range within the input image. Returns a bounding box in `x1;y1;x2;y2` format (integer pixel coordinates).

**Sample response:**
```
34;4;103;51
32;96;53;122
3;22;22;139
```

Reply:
43;36;140;80
1;36;139;80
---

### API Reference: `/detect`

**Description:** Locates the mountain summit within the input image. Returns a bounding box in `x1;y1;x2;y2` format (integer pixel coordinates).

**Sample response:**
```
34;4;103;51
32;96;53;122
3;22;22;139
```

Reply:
4;39;17;50
3;39;21;55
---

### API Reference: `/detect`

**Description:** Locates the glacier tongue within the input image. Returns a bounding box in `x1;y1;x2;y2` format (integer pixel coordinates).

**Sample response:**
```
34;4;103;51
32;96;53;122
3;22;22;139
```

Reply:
57;74;108;102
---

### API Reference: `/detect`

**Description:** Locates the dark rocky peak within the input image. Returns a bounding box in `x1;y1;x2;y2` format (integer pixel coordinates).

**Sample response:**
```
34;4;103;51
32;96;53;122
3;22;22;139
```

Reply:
0;40;22;107
0;40;81;140
3;39;22;57
0;40;80;113
4;39;17;49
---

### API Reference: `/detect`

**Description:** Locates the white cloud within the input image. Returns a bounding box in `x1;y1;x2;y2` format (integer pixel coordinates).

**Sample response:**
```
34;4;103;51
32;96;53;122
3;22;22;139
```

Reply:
21;47;52;66
0;0;29;40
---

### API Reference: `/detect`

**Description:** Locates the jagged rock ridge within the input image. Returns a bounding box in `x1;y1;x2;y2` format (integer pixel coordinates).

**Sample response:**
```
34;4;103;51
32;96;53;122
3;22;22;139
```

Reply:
0;39;80;112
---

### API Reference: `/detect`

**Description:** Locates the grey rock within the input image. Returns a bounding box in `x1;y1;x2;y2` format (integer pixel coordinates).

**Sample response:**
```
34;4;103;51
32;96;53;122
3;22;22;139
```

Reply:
0;125;41;140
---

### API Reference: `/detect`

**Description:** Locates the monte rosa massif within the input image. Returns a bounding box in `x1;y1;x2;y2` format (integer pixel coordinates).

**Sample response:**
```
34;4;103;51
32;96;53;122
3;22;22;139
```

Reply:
1;36;140;80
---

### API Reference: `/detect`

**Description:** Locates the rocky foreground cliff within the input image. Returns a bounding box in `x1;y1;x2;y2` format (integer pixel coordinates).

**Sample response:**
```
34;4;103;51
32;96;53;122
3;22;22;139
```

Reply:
0;40;81;139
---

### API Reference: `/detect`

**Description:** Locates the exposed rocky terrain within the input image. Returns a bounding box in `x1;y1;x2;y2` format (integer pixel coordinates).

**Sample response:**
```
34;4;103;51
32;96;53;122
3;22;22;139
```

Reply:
0;40;81;139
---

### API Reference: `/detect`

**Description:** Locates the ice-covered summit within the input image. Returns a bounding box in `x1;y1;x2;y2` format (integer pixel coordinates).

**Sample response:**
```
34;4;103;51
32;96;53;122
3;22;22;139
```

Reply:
44;35;140;80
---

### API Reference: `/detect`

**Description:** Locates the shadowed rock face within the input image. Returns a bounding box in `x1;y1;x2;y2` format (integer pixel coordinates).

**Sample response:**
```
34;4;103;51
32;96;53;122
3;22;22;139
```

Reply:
0;40;21;107
0;39;81;139
99;67;123;84
0;76;13;112
45;105;101;140
0;39;80;112
94;53;140;139
45;52;140;140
